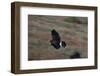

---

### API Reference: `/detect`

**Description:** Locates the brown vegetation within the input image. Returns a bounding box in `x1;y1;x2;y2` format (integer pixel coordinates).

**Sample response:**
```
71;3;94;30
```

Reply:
28;15;88;60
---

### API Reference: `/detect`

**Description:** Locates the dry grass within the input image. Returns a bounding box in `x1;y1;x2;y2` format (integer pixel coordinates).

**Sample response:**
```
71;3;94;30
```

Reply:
28;15;88;60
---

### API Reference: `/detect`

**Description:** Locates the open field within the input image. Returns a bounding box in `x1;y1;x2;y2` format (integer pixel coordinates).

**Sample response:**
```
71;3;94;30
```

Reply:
28;15;88;60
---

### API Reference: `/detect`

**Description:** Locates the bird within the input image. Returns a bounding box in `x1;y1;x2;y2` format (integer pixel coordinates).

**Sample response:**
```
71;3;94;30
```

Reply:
50;29;66;49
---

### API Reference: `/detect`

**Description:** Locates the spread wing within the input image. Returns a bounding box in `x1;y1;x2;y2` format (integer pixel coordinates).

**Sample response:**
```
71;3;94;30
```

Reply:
50;29;61;49
51;29;61;43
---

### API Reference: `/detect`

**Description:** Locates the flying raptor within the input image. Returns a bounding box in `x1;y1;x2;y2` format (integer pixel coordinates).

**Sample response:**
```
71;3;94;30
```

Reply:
50;29;66;49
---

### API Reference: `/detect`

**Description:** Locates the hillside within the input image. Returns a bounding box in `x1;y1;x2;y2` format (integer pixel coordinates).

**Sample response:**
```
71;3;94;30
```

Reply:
28;15;88;60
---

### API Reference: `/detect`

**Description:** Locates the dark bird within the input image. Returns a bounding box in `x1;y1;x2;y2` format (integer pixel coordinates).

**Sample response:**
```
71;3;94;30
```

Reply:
70;52;81;59
50;29;66;49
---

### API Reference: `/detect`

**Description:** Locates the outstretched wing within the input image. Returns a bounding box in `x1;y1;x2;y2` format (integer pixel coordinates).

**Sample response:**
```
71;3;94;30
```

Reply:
51;29;61;42
50;29;61;49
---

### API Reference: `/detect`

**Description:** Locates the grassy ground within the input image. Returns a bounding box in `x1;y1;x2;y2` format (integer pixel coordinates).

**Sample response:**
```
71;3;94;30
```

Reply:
28;15;88;60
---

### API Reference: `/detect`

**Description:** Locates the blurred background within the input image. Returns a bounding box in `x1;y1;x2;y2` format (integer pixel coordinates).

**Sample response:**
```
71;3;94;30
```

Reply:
28;15;88;60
